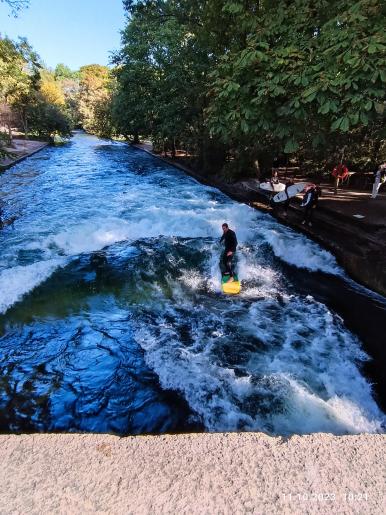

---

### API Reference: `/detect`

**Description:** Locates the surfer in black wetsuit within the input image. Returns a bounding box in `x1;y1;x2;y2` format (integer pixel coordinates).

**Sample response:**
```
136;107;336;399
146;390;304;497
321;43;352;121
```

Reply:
301;184;321;227
220;223;238;282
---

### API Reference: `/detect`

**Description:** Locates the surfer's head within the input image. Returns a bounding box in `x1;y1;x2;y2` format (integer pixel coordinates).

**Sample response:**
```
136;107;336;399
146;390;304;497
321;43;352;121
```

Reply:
222;223;229;233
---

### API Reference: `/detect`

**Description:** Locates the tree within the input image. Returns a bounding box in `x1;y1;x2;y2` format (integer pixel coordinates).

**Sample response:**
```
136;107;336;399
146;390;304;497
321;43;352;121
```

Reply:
54;63;78;81
114;0;220;166
0;36;39;105
77;64;114;137
26;99;71;139
52;65;81;127
0;0;29;15
0;35;41;146
0;36;73;143
39;69;65;106
206;0;386;171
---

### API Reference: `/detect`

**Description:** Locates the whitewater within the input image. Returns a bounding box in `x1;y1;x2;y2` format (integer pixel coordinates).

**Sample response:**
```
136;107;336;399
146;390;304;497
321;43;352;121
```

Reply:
0;132;384;435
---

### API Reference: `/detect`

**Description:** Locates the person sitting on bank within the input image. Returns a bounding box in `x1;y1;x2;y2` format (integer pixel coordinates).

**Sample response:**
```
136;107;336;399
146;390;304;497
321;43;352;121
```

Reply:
220;223;238;282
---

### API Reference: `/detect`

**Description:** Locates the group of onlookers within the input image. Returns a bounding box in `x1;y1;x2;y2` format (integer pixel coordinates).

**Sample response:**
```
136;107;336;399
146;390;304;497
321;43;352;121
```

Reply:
269;161;386;228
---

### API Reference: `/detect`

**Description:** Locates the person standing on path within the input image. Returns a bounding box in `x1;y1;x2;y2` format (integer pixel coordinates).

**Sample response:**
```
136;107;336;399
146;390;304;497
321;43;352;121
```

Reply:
270;169;280;190
371;163;386;199
301;185;320;227
332;163;349;195
220;223;238;282
282;178;295;217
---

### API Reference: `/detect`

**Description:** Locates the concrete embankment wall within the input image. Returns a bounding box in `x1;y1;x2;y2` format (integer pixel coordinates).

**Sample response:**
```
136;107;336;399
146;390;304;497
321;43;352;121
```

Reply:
0;432;384;514
0;140;49;170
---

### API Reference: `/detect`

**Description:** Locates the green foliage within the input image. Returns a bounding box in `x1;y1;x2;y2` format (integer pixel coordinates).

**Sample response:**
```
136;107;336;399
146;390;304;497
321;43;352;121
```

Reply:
0;0;29;16
54;63;79;81
113;0;214;156
0;36;73;140
26;97;72;139
0;36;40;105
77;64;114;137
207;0;386;167
114;0;386;177
53;65;81;127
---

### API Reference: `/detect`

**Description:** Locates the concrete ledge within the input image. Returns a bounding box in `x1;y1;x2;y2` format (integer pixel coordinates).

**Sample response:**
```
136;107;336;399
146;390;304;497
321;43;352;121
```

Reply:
0;433;384;514
0;140;49;170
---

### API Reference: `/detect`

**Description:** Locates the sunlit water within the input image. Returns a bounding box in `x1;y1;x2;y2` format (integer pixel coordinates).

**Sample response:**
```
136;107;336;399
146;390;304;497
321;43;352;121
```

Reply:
0;132;385;435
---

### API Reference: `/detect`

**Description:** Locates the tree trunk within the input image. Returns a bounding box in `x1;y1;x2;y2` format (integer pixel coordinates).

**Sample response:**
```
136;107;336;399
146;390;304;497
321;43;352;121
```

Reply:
19;108;28;140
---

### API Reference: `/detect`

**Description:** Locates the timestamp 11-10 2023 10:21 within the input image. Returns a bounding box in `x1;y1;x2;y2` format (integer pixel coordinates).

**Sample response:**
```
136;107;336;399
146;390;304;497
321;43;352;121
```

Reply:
282;492;369;503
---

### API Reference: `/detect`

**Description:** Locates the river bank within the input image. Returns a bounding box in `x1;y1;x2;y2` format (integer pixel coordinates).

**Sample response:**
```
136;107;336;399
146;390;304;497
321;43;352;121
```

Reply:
0;432;384;514
133;143;386;299
0;138;49;171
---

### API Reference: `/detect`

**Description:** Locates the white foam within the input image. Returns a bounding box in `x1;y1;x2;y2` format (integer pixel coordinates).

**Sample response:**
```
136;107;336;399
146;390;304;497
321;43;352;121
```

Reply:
179;269;205;290
46;218;133;255
263;228;341;274
0;258;65;314
237;249;282;298
134;293;385;435
271;376;383;434
135;323;259;431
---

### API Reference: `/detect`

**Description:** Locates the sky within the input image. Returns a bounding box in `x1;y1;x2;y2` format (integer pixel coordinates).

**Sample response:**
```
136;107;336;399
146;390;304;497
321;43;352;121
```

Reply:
0;0;126;70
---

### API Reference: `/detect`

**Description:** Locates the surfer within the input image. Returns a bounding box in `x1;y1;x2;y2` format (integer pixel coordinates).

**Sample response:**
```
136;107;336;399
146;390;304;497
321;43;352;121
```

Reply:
301;184;321;227
220;223;238;282
371;163;386;199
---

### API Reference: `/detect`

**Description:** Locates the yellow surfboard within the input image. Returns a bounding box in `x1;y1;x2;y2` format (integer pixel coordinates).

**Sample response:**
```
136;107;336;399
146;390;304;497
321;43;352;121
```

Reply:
221;274;241;295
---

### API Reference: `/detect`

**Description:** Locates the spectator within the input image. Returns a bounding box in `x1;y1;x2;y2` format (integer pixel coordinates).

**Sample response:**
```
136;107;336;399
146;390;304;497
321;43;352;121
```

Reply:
332;163;349;195
371;163;386;199
301;184;321;227
283;178;294;217
270;169;280;190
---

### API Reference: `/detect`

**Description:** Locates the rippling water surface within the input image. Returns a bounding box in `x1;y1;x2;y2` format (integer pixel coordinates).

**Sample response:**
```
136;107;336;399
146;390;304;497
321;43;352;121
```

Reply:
0;132;385;435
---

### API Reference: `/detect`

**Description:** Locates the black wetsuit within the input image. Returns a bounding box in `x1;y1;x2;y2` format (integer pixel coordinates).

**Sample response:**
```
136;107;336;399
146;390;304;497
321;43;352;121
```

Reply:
301;188;320;224
220;229;238;276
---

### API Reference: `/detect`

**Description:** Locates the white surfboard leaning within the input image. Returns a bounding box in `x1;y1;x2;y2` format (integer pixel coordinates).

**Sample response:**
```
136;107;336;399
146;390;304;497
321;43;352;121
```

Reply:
259;182;286;193
272;182;309;203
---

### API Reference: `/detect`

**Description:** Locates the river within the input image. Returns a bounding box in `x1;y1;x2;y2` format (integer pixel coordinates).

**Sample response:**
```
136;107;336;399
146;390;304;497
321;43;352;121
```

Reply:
0;132;385;435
